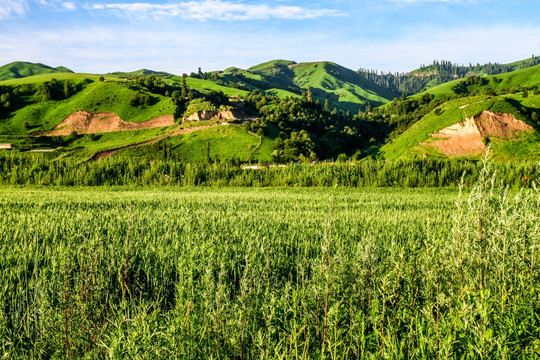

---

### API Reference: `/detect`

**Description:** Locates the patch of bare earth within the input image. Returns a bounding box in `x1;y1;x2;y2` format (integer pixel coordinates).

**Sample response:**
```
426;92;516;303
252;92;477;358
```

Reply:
49;111;175;136
424;111;533;157
183;109;246;122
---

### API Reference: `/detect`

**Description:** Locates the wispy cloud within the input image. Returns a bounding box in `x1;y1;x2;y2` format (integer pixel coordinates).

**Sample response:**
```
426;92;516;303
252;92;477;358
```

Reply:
1;23;538;75
87;0;343;20
62;2;76;10
0;0;28;20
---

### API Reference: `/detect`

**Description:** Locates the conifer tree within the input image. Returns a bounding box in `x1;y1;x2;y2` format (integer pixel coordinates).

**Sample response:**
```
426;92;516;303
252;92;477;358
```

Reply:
181;74;188;99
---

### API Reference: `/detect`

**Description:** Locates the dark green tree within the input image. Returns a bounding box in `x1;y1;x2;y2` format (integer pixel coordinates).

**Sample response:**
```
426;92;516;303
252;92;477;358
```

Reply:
181;74;188;99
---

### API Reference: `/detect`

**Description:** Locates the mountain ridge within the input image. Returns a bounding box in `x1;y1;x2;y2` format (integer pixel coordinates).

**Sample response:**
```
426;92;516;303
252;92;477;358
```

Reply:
0;61;73;81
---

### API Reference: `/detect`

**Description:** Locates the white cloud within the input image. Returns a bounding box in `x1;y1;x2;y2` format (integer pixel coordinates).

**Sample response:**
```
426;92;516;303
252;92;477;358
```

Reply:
0;0;28;20
88;0;343;20
0;23;538;75
62;2;76;10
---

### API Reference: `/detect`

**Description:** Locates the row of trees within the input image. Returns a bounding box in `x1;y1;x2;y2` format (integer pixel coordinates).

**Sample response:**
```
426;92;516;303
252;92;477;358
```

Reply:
35;78;79;101
357;55;540;96
1;152;538;187
1;79;79;113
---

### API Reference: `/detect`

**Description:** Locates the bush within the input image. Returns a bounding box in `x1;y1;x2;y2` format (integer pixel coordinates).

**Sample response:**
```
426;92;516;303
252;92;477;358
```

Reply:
336;153;348;163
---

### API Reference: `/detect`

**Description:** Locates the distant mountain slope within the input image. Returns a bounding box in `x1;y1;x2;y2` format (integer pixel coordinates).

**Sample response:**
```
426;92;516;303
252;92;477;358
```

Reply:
1;58;539;163
111;69;171;76
217;60;398;111
357;55;540;96
0;61;73;81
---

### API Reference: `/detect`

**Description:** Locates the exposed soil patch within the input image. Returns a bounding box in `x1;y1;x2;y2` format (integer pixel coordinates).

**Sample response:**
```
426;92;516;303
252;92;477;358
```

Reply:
424;111;533;157
49;111;175;136
183;109;246;122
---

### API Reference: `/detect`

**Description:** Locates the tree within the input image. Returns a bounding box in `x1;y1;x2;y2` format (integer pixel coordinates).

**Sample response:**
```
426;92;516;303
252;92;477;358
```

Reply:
99;76;105;82
324;98;329;112
307;86;313;102
181;74;188;99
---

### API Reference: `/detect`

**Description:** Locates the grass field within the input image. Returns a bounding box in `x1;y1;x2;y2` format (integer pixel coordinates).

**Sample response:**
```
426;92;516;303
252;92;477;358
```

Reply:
0;162;538;358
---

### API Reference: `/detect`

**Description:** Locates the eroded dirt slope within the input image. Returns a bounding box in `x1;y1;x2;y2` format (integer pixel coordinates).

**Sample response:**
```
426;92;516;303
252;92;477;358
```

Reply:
49;111;175;135
425;111;533;156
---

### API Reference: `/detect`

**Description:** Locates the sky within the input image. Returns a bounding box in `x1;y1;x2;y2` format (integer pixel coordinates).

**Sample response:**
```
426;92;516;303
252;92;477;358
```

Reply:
0;0;539;75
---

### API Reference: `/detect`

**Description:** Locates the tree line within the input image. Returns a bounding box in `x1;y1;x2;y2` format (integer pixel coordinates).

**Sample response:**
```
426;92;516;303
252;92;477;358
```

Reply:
357;55;540;96
0;152;537;188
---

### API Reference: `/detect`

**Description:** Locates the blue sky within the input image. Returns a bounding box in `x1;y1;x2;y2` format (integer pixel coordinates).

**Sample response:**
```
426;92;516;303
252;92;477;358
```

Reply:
0;0;539;74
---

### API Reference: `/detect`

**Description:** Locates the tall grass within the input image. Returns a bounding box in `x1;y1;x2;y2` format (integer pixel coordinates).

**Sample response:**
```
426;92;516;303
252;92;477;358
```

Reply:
0;163;538;358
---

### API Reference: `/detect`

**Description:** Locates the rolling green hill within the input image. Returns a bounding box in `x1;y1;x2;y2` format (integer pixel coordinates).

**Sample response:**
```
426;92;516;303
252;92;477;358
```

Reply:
0;73;175;135
380;65;540;160
111;69;171;76
0;69;273;163
219;60;398;111
0;58;539;164
0;61;73;81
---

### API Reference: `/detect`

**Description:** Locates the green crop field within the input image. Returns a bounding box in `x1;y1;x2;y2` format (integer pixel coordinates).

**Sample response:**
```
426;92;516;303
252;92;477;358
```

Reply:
0;161;538;359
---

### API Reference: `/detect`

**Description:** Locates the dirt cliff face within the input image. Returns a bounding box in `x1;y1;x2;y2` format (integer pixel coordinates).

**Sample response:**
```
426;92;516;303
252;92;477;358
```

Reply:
184;111;217;121
183;109;245;122
425;111;533;157
474;111;532;138
49;111;175;135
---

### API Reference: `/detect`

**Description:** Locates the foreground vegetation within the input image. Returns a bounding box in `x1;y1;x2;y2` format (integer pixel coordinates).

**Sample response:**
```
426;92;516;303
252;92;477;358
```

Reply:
1;152;539;187
0;160;538;358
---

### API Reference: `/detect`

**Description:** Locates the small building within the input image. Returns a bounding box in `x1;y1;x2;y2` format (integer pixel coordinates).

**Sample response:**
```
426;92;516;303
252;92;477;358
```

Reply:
0;144;13;150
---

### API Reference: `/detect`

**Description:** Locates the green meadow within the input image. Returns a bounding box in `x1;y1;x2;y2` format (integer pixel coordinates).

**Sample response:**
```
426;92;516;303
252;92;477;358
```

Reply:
0;161;538;358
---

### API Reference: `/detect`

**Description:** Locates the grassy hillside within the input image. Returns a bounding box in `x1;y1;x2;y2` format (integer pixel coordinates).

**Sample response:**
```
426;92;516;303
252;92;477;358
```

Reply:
114;124;274;163
291;61;397;109
422;63;540;98
0;61;73;81
1;59;538;164
0;73;176;134
0;70;268;163
219;60;398;111
182;77;249;97
380;67;540;160
248;59;296;73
